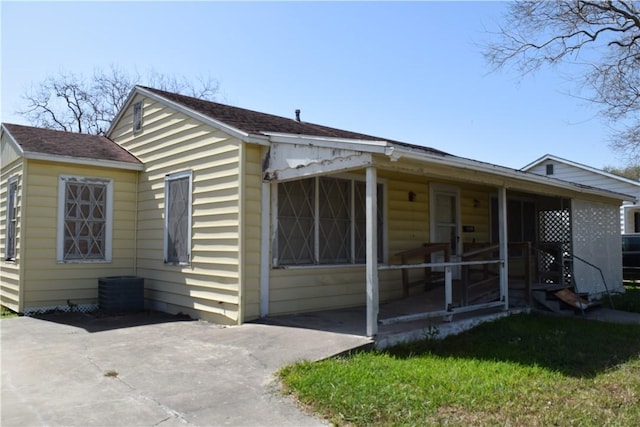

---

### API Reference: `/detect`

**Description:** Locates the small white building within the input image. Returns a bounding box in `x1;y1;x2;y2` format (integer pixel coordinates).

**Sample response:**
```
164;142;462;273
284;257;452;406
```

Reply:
523;154;640;234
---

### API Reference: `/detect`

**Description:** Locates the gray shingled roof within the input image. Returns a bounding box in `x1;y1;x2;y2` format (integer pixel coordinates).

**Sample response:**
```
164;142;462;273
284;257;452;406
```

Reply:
3;123;141;165
142;86;448;156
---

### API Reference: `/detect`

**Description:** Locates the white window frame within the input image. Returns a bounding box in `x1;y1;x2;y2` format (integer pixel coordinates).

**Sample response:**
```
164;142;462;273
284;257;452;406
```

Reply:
164;170;193;265
5;176;18;261
56;175;113;263
273;174;386;267
133;101;143;134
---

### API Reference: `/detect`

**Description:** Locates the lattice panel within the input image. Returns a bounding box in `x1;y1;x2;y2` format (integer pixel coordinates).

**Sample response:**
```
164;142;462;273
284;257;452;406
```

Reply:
571;199;623;295
538;207;572;285
23;303;99;316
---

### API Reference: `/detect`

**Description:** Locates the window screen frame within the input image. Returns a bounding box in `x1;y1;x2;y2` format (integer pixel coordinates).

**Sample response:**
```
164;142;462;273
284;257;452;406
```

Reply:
273;174;386;268
5;176;18;261
164;171;193;266
56;175;113;263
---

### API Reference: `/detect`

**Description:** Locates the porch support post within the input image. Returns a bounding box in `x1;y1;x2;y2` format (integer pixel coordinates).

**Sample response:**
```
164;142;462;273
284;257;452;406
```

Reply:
366;166;379;337
498;186;509;310
444;266;453;310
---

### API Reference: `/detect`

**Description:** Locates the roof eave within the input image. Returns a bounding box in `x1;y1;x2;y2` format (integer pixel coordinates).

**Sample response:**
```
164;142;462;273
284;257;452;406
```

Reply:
262;131;392;154
23;151;144;171
1;124;26;156
392;145;636;202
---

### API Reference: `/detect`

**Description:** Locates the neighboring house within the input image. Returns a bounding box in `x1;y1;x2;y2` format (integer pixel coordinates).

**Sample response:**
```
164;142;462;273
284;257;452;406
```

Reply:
522;154;640;234
1;86;634;336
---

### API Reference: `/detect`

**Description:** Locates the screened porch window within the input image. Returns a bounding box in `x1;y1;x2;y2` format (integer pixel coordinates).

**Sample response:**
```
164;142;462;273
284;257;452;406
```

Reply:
57;176;113;262
164;171;192;265
5;177;18;261
276;176;384;266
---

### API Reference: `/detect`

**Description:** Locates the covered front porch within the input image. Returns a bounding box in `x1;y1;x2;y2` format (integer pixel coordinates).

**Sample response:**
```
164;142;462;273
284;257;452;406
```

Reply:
260;135;627;340
258;287;529;349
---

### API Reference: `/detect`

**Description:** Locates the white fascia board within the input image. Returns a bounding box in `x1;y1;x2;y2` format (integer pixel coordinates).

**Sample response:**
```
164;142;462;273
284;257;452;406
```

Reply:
392;145;636;202
523;153;640;187
262;132;392;154
23;152;144;171
265;153;373;182
1;125;26;156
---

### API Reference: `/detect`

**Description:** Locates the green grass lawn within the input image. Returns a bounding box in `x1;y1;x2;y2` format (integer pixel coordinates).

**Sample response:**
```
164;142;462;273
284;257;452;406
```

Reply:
280;310;640;426
0;306;18;318
609;283;640;313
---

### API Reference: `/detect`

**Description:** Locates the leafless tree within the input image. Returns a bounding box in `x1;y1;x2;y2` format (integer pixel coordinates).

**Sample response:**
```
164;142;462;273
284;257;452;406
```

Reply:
485;1;640;164
18;65;219;135
604;163;640;179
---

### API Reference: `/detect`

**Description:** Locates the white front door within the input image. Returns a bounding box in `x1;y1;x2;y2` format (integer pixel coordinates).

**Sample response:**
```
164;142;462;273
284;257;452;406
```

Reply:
430;183;461;278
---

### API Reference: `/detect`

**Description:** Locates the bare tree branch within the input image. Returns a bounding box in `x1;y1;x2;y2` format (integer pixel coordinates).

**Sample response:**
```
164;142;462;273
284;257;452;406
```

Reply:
16;66;220;135
485;0;640;164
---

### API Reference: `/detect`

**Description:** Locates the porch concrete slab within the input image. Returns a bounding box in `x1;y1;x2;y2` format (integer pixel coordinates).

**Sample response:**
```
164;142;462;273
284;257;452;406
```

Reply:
259;301;529;350
1;311;371;427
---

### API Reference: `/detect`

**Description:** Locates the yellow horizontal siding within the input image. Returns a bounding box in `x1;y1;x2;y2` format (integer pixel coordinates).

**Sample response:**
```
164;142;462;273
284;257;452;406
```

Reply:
111;95;244;323
384;172;431;260
240;144;263;321
18;160;137;310
460;188;491;246
0;155;23;311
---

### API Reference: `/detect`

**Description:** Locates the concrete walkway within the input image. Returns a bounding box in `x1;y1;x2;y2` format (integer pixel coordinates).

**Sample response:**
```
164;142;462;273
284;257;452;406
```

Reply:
1;312;372;427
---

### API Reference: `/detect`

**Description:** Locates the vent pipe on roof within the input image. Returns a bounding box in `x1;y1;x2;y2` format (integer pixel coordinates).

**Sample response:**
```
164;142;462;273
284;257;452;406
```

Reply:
295;109;301;122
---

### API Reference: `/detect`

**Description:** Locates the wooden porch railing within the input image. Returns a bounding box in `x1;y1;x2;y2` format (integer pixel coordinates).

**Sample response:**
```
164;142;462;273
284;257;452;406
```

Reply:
460;242;532;306
394;243;450;297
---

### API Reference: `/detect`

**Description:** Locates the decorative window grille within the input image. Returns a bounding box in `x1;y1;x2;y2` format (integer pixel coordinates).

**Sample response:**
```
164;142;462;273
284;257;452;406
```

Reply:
276;176;384;266
57;176;113;262
5;177;18;261
277;179;315;265
164;171;192;265
133;101;143;133
319;178;351;264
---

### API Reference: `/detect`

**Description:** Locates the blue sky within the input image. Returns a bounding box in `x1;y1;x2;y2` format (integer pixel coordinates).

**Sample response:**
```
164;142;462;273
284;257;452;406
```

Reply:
0;1;626;170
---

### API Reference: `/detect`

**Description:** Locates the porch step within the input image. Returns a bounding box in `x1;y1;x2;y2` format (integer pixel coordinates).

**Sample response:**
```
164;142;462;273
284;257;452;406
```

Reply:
532;284;573;313
532;290;563;313
532;285;601;314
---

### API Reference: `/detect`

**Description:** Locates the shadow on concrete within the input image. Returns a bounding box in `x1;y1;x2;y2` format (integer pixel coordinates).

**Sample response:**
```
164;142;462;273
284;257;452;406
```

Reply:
32;310;195;333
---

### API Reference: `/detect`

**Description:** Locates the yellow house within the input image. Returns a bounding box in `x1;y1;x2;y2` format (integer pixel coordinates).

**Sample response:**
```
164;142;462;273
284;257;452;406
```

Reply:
0;124;143;314
1;86;633;336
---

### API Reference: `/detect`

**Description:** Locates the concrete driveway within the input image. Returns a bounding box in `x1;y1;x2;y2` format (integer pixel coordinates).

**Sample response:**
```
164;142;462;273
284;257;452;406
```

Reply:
1;312;372;426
